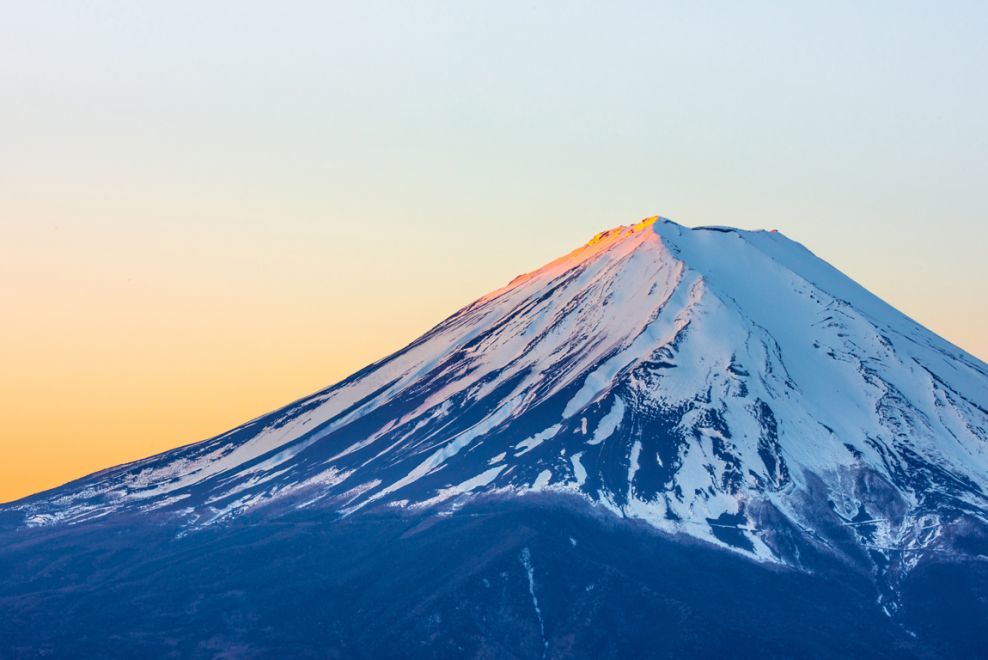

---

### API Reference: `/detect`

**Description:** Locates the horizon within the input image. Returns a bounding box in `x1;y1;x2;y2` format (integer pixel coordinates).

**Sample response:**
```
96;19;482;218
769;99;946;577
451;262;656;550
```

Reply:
3;2;987;503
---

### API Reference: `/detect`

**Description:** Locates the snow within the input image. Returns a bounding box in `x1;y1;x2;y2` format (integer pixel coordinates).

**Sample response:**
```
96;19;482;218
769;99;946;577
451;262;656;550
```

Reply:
570;452;588;487
455;466;505;491
363;397;521;505
519;547;548;657
587;397;625;445
561;271;699;418
413;466;507;508
627;441;642;488
532;470;553;490
515;425;562;456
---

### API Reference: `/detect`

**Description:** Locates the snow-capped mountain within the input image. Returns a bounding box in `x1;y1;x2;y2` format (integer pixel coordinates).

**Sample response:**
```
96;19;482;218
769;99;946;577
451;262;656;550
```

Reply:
3;217;987;657
11;218;988;564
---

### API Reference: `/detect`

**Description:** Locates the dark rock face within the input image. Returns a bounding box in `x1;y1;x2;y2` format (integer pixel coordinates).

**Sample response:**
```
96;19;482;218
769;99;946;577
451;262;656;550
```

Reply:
0;498;985;659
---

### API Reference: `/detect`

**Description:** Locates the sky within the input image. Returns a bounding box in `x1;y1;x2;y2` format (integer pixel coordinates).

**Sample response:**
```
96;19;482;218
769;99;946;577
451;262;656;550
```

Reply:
1;1;986;503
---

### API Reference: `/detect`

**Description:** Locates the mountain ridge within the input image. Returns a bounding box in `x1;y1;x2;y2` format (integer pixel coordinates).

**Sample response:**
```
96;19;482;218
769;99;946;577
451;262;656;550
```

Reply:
3;215;987;657
7;217;985;580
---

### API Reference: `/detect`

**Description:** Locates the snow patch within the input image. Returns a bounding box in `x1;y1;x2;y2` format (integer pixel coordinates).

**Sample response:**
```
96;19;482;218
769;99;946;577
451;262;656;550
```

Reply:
515;424;562;456
570;452;588;487
588;397;626;445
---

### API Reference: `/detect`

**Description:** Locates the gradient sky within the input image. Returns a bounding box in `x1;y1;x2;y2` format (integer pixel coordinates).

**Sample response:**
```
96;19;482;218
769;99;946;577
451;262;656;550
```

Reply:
2;1;986;503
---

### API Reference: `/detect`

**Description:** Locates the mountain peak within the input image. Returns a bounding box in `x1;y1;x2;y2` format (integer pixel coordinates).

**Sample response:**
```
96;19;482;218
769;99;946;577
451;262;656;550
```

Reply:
586;215;662;246
6;215;987;583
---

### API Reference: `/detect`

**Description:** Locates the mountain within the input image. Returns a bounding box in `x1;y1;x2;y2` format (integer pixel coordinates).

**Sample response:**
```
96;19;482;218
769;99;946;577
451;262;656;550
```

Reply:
2;216;987;658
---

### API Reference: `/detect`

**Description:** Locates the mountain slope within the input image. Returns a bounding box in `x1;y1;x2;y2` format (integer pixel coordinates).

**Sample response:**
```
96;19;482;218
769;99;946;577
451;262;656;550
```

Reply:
2;216;987;656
